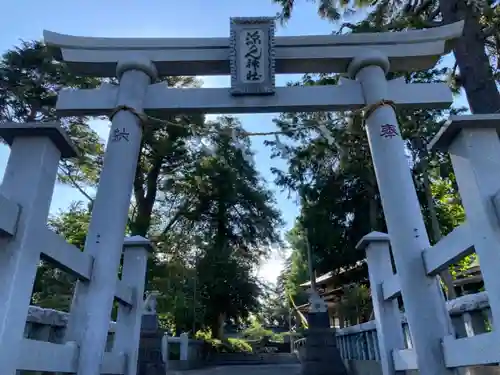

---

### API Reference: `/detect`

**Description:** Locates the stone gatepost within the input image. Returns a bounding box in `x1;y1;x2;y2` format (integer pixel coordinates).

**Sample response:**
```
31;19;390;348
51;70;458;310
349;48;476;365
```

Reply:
301;290;349;375
113;236;153;375
429;114;500;331
0;122;77;375
357;232;405;375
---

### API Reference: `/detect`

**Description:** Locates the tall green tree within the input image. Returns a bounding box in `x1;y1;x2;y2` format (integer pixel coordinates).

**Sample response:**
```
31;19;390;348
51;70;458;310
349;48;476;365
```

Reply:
164;116;283;338
0;40;104;195
259;282;294;328
129;76;205;237
279;223;314;307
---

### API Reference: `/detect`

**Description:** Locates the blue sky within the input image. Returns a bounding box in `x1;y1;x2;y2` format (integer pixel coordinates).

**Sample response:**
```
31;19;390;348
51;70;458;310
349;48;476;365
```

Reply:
0;0;464;282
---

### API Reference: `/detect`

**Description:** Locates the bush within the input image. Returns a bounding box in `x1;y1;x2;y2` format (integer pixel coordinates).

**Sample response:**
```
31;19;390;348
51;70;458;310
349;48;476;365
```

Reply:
203;337;253;354
270;332;293;343
241;323;280;341
195;329;212;341
227;338;253;353
195;328;253;355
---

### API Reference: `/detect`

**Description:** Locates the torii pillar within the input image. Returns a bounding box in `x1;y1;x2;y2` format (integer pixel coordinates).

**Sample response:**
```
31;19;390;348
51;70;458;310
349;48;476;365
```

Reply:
348;50;457;374
64;57;157;375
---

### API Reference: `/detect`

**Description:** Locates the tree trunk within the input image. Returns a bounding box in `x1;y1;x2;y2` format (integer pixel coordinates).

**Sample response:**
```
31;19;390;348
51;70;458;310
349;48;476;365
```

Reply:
210;313;226;340
131;154;164;236
440;0;500;113
217;313;225;339
368;173;378;231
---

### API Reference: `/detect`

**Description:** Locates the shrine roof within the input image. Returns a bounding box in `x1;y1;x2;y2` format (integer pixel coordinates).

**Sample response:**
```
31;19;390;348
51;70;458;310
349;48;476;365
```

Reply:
300;260;366;288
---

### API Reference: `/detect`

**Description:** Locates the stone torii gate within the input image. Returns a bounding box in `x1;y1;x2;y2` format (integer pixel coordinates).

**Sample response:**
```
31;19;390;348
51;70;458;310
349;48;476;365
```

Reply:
0;17;464;375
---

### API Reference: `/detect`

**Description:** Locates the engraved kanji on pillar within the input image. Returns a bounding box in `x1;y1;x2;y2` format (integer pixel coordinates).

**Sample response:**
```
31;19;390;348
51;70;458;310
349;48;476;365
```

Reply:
229;17;276;96
380;123;399;138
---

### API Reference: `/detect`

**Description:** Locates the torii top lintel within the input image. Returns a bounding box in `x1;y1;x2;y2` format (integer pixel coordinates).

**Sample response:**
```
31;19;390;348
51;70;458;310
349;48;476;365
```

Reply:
44;20;463;77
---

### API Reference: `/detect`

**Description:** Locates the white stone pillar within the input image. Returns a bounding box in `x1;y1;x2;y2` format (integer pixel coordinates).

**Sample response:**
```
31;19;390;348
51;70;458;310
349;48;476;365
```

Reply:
347;51;455;374
64;58;157;375
429;115;500;329
180;332;189;361
356;232;405;375
0;122;76;375
161;334;170;370
112;236;152;375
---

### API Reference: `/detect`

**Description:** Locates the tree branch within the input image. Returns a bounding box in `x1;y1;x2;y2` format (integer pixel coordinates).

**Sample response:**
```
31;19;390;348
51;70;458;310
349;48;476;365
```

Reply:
145;155;164;203
58;164;94;204
338;22;357;33
159;201;194;237
426;7;442;22
406;0;433;16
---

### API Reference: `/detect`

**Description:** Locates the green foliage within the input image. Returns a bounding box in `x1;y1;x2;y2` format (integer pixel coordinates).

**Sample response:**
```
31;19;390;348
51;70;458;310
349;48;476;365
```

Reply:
48;202;91;250
36;116;282;334
273;0;363;23
0;40;105;198
259;282;294;329
336;283;372;324
431;176;476;277
226;338;253;353
31;202;91;310
279;225;310;306
241;321;280;341
155;116;283;337
194;329;214;341
195;330;253;353
272;0;500;111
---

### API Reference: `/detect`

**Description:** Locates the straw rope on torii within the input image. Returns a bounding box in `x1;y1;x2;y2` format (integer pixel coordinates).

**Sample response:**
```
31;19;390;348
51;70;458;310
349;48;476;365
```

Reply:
108;99;396;136
106;99;396;162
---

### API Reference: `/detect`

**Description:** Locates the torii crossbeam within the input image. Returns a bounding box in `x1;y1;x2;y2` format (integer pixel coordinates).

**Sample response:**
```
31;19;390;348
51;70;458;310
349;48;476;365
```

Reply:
45;21;463;116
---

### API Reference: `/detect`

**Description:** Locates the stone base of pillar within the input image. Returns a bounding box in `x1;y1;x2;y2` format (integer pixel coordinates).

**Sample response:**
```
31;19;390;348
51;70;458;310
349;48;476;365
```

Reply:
137;314;165;375
141;313;159;332
301;312;350;375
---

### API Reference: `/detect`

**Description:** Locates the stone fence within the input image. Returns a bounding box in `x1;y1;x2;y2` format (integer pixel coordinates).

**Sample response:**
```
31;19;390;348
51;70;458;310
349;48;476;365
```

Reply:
161;334;206;370
24;305;116;349
23;306;208;372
